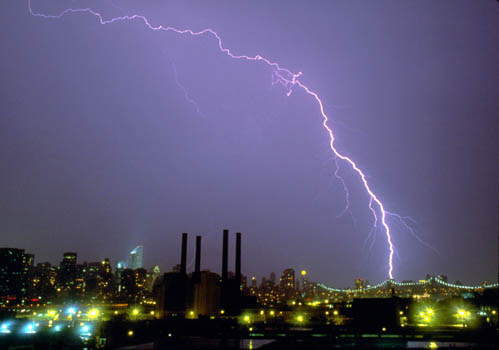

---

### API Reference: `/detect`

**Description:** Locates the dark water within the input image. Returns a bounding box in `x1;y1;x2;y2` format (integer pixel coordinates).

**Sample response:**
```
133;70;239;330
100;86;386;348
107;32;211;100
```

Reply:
116;339;494;350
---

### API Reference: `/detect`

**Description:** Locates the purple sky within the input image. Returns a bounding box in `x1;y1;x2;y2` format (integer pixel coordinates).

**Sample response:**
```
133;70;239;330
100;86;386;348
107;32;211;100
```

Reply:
1;0;498;287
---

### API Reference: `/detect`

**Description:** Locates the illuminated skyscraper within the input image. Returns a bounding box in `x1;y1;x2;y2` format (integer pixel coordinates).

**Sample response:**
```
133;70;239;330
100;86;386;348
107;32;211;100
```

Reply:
128;246;143;270
280;268;295;290
280;268;296;300
301;269;309;295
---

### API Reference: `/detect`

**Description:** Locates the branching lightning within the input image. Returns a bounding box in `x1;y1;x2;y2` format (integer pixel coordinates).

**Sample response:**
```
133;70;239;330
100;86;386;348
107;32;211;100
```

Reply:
170;61;206;118
29;0;399;278
333;159;352;219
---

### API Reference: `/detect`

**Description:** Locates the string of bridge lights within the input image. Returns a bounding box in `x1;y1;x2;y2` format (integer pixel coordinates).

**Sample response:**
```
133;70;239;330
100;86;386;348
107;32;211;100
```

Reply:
318;277;499;293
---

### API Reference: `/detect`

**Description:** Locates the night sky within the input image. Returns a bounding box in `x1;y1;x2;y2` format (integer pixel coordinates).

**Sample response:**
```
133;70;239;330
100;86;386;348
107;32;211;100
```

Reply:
1;0;498;287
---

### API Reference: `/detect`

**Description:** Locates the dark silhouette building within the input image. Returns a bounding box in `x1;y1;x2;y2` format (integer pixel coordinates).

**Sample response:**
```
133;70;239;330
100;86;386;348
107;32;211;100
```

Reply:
352;297;409;331
56;252;77;293
158;233;192;318
30;262;57;299
220;230;243;315
0;248;33;300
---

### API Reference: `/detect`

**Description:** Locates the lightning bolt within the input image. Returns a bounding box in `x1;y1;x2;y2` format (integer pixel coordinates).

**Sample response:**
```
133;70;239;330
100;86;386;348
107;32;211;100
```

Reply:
29;0;397;278
170;61;206;118
333;159;352;220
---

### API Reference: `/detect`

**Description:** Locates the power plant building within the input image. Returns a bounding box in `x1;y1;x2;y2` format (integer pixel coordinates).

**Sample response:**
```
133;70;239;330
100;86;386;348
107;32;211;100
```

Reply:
158;229;249;318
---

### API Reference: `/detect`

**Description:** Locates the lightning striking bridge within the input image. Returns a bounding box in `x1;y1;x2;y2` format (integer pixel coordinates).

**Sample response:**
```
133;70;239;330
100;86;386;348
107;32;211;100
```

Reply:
29;0;408;279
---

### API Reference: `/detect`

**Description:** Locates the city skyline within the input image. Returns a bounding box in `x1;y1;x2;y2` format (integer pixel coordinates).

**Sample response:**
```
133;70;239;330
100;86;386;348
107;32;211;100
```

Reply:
2;233;496;290
0;1;498;286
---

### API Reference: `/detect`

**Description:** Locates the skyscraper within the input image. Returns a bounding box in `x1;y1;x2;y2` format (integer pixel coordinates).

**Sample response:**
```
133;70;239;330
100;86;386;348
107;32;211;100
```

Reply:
57;252;77;292
269;272;276;285
280;268;296;300
128;246;143;270
0;248;33;299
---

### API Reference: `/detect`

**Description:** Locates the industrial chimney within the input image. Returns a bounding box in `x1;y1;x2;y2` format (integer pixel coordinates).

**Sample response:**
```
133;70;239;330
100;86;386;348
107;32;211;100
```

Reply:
194;235;202;282
222;229;229;282
181;233;188;275
235;232;241;286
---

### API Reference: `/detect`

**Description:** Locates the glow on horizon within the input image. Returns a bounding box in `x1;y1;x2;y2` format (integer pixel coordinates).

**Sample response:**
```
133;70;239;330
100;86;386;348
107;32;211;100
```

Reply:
28;0;396;278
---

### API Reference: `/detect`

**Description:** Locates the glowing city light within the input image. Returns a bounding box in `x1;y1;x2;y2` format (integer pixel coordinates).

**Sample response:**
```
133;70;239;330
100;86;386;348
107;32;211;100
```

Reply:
80;325;91;335
88;309;99;319
1;323;12;334
455;308;472;323
28;0;400;277
418;307;435;326
23;323;37;334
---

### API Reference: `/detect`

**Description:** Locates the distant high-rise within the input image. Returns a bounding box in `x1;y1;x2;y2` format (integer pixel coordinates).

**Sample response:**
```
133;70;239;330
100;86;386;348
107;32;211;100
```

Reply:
128;246;143;270
0;248;33;299
269;272;276;285
57;252;77;292
31;262;57;298
280;268;295;290
354;277;366;289
116;261;127;270
280;268;295;299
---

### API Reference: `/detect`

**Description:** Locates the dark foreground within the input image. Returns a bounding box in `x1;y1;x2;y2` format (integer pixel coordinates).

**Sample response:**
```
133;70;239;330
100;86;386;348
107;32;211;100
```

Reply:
0;319;496;349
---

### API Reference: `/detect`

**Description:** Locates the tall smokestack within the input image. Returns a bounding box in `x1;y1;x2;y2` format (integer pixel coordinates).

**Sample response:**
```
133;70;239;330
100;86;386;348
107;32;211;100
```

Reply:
181;233;187;275
195;235;201;277
235;232;241;286
222;229;228;282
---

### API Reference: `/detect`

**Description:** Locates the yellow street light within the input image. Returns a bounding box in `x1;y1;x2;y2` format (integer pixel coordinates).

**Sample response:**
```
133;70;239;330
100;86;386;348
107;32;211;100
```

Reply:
88;309;99;319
